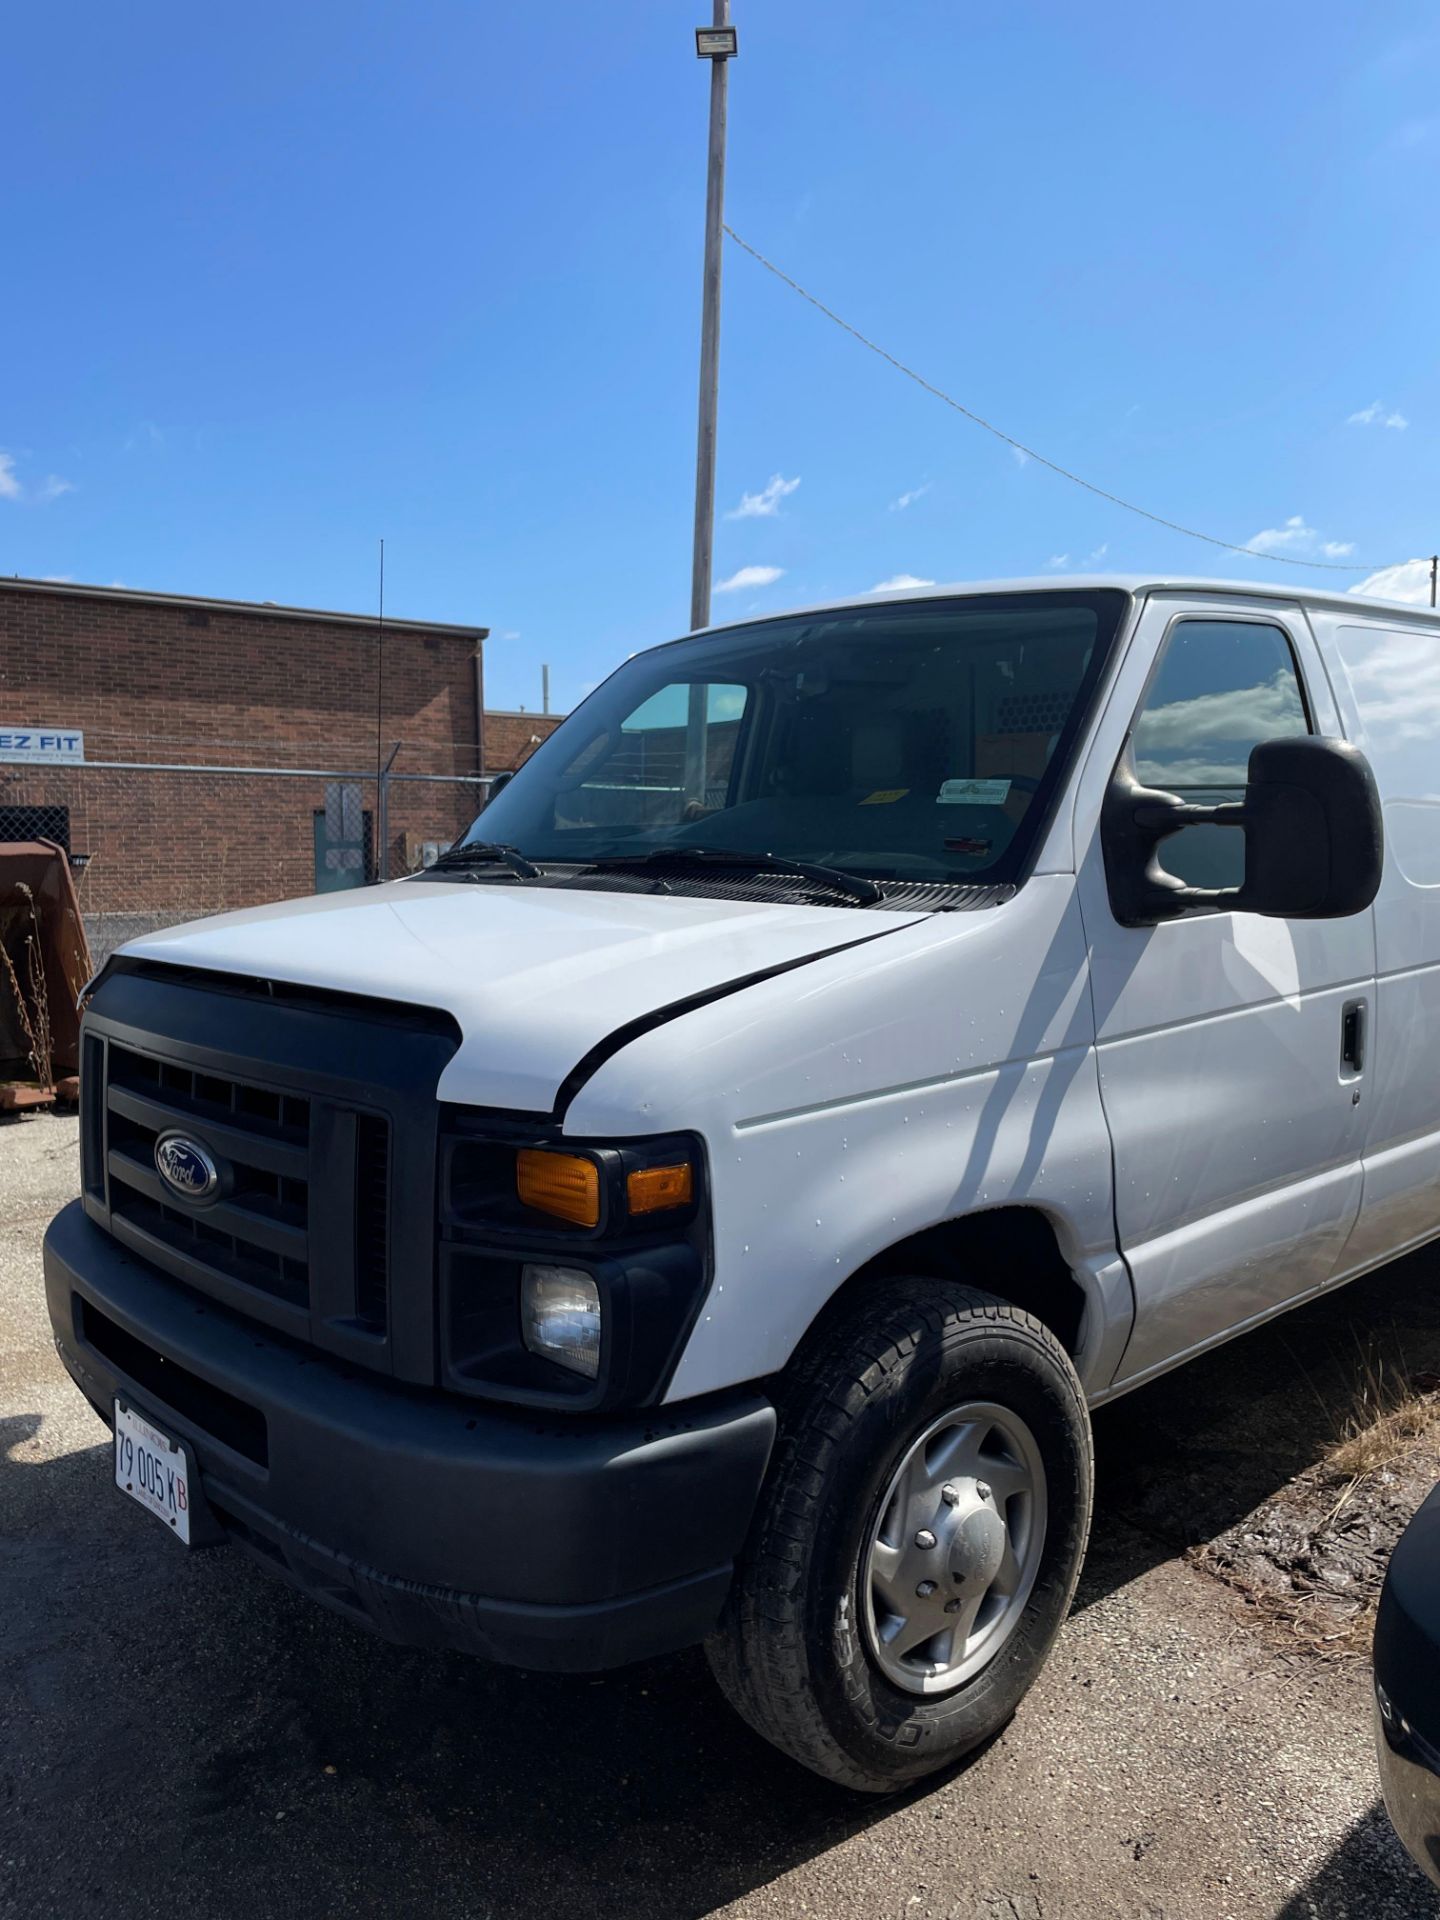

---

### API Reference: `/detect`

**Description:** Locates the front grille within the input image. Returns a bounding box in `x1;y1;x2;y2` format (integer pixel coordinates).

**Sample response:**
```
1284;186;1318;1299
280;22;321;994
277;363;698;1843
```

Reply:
80;960;460;1386
104;1044;312;1311
353;1113;390;1334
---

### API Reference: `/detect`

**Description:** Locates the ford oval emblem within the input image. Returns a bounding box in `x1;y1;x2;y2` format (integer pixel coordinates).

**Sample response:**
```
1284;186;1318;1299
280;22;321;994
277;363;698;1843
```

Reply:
154;1133;220;1201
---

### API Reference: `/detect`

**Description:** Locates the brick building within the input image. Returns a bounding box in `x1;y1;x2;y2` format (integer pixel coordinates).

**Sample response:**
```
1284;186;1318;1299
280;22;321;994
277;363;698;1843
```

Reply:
0;578;564;958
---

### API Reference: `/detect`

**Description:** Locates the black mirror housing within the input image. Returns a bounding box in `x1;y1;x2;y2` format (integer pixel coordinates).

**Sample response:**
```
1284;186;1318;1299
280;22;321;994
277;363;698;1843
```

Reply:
1103;734;1383;928
1241;737;1382;918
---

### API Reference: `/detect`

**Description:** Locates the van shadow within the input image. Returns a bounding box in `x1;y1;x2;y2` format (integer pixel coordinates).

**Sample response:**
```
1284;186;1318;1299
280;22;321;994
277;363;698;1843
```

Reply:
6;1248;1440;1920
1;1412;907;1920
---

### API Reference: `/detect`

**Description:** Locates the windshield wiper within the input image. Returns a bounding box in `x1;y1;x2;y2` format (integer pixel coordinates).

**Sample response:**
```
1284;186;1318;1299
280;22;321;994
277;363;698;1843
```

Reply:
429;842;542;881
578;846;883;906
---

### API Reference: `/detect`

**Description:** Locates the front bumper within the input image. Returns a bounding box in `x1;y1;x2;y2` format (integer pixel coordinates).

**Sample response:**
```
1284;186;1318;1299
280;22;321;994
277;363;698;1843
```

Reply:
44;1199;775;1671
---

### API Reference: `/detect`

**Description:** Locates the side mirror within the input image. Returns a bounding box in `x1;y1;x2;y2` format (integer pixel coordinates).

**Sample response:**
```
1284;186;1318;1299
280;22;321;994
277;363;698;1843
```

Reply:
483;770;514;807
1103;735;1383;928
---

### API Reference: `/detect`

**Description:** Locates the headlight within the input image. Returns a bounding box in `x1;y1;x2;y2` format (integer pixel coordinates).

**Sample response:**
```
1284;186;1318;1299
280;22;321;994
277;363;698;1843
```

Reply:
445;1136;700;1238
516;1150;602;1228
521;1265;602;1378
512;1146;696;1231
438;1117;710;1411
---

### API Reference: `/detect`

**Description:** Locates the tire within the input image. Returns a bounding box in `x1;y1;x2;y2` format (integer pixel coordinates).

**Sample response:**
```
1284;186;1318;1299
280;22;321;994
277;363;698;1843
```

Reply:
705;1277;1092;1792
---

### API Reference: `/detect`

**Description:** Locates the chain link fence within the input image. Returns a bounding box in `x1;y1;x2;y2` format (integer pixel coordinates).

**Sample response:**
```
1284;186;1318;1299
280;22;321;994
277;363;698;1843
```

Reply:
0;740;492;970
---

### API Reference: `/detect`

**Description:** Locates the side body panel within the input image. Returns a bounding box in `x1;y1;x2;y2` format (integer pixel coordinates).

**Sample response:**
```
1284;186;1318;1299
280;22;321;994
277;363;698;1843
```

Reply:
566;875;1129;1405
1072;592;1375;1390
1311;607;1440;1272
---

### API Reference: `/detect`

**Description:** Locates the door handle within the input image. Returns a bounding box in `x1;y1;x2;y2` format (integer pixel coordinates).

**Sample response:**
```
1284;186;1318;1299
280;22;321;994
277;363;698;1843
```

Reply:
1341;999;1367;1074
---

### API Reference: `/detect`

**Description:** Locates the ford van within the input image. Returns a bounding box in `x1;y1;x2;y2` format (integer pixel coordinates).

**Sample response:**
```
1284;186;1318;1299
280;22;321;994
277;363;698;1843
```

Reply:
48;576;1427;1790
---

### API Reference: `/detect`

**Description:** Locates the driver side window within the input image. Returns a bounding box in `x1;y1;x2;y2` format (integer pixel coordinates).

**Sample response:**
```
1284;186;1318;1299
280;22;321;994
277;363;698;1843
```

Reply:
1130;619;1311;889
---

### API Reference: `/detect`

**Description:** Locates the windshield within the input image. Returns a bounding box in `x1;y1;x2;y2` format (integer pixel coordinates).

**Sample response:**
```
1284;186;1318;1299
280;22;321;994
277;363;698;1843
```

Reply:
466;590;1127;886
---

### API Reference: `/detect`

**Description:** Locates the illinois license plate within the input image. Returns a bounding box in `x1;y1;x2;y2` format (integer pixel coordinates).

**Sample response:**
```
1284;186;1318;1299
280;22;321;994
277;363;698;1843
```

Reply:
113;1400;192;1545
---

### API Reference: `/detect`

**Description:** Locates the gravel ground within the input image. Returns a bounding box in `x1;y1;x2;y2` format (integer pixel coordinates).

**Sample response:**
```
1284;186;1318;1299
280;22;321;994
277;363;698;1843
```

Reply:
3;1110;1439;1920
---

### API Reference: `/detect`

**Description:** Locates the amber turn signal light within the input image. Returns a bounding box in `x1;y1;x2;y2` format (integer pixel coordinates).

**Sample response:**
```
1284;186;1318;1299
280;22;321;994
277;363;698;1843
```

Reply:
626;1161;694;1215
516;1149;601;1228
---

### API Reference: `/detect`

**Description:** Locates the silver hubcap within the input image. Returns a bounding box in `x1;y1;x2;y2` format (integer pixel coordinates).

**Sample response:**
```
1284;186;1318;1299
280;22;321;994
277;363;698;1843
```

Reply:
861;1401;1047;1695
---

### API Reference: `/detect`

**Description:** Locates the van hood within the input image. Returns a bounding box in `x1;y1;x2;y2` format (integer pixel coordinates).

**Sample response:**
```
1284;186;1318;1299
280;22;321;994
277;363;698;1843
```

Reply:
116;879;924;1114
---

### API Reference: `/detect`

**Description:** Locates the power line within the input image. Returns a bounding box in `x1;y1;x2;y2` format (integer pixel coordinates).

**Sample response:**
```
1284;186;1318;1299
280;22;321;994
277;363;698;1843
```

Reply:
724;224;1375;574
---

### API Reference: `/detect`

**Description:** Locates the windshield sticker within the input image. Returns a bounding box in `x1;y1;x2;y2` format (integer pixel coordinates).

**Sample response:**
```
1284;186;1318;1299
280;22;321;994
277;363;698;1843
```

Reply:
860;788;909;806
937;777;1011;806
945;835;992;857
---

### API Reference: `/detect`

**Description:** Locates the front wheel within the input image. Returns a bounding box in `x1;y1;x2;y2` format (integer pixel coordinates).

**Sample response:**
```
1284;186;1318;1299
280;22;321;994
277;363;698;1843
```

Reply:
706;1278;1092;1792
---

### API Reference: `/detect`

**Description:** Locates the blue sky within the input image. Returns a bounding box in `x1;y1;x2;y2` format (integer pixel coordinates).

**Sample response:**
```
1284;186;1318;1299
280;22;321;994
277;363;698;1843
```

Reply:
5;1;1438;711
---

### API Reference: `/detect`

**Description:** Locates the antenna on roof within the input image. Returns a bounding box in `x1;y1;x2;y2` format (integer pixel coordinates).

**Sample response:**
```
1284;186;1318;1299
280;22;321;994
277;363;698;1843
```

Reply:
1431;555;1437;610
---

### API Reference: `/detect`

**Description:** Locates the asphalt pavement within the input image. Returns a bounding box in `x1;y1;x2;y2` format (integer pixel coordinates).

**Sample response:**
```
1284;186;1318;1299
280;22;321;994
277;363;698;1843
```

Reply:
3;1111;1438;1919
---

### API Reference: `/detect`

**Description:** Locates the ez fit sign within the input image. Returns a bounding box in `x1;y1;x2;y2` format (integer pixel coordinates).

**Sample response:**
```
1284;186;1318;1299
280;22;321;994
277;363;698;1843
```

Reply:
0;728;85;765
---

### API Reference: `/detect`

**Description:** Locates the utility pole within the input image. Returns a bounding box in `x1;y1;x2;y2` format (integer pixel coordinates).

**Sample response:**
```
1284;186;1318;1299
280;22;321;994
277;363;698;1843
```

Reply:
373;537;387;880
690;4;738;633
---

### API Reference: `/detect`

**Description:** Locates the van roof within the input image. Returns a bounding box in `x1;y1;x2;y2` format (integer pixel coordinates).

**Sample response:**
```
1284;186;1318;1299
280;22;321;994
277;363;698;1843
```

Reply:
698;573;1440;634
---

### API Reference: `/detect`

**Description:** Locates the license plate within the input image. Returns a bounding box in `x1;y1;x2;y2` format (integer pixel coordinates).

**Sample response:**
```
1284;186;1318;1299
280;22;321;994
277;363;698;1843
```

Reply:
113;1401;192;1545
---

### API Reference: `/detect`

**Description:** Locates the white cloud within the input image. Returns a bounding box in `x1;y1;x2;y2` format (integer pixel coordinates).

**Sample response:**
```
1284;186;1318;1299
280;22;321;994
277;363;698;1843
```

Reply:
869;573;936;593
715;564;785;593
725;473;800;520
1011;447;1030;468
1242;514;1361;563
890;484;929;512
0;454;74;503
1086;542;1109;565
1348;401;1408;430
41;573;73;582
1045;554;1070;570
1350;558;1436;605
1246;514;1314;553
499;629;521;640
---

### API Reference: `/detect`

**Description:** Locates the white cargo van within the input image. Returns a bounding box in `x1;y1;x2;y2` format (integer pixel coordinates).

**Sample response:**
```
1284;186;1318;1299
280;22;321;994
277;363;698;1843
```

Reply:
50;576;1428;1789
